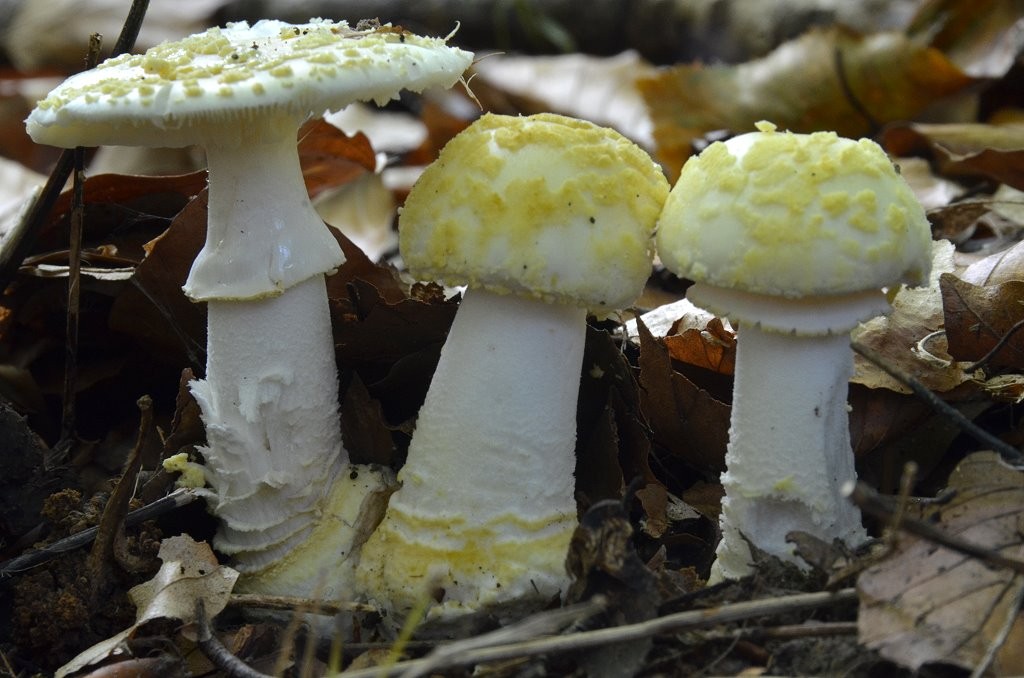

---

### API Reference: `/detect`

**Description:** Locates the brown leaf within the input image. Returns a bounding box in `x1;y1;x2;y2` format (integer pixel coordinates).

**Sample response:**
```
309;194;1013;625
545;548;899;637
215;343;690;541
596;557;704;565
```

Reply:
941;272;1024;369
853;242;975;394
638;26;973;177
663;317;735;376
108;191;208;371
339;371;395;466
883;122;1024;190
636;316;728;472
961;239;1024;286
907;0;1024;77
297;119;376;199
857;452;1024;674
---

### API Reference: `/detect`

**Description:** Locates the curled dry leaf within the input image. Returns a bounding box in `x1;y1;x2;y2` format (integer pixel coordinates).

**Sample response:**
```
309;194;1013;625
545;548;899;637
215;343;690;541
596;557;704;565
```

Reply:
663;317;735;377
638;26;973;177
941;273;1024;370
853;240;975;393
297;118;376;199
906;0;1024;77
961;238;1024;286
56;534;239;678
882;122;1024;191
636;316;729;473
857;452;1024;674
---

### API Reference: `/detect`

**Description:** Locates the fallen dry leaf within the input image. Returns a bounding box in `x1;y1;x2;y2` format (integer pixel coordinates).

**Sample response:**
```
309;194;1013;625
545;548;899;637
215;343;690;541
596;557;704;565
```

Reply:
853;240;975;393
883;122;1024;191
857;452;1024;674
636;316;728;473
941;273;1024;369
961;238;1024;286
664;317;736;377
297;118;376;199
906;0;1024;77
639;26;973;177
56;534;238;678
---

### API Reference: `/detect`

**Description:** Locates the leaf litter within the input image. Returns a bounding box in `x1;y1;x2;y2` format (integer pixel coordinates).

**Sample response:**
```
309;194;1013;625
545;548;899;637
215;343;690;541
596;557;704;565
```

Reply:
3;0;1024;676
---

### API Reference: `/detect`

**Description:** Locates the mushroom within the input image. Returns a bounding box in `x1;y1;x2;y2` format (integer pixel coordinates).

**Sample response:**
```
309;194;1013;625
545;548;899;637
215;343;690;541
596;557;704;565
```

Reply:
26;19;473;595
356;113;669;622
656;122;932;581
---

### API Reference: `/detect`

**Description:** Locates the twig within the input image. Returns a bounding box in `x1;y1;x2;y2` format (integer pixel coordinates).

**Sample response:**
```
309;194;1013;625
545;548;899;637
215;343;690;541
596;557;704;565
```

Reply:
111;0;151;57
848;481;1024;575
0;487;198;578
196;599;272;678
702;621;859;641
52;34;103;465
339;590;858;678
851;340;1023;464
86;395;152;596
963;316;1024;372
400;597;607;678
970;580;1024;678
833;47;880;134
226;593;376;615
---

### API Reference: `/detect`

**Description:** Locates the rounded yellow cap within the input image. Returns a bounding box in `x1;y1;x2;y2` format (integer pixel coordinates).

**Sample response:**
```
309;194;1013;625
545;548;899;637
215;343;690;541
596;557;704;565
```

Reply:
399;113;669;311
657;122;931;297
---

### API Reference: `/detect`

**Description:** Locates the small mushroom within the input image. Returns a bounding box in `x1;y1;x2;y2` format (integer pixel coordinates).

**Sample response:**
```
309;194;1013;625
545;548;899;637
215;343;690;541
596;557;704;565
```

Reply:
356;113;669;622
656;122;932;581
26;19;472;595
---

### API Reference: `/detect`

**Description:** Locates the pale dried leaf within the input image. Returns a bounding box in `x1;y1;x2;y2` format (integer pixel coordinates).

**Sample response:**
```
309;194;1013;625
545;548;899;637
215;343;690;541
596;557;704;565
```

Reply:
857;452;1024;674
55;535;238;678
5;0;229;70
853;240;976;393
473;51;656;148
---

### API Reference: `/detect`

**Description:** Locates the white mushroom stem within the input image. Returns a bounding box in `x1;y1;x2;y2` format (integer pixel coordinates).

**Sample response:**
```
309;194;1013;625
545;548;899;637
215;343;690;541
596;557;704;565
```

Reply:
688;284;887;582
186;127;349;571
357;287;582;620
190;277;344;569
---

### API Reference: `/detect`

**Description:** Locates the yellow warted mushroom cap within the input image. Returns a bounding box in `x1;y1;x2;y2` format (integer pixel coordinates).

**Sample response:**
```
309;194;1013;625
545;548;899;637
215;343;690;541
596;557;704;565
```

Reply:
657;122;931;298
399;112;669;312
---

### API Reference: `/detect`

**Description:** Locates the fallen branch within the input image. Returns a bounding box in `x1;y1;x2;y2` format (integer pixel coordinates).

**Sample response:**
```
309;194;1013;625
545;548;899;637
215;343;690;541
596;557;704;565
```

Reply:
0;487;198;578
848;481;1024;575
341;589;858;678
851;340;1022;464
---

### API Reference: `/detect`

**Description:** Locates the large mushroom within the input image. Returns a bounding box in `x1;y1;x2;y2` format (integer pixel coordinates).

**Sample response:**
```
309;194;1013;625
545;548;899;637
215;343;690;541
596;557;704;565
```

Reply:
356;112;669;623
656;122;932;581
26;19;473;596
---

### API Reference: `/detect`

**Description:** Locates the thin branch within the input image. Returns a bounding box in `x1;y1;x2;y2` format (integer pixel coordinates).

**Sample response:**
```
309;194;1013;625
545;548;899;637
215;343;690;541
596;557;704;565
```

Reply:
226;593;376;615
963;316;1024;372
851;340;1023;464
970;581;1024;678
53;32;101;461
833;47;880;134
111;0;151;57
703;621;859;641
0;488;198;578
339;589;858;678
848;481;1024;575
196;599;272;678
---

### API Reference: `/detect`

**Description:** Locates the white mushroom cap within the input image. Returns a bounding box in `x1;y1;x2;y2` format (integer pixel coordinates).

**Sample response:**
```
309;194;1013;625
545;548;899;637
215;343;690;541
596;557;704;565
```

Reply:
399;112;669;313
656;122;931;306
26;19;474;148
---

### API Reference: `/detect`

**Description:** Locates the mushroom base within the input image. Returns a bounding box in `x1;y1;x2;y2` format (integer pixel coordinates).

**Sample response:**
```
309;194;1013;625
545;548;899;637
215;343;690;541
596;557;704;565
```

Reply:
236;463;396;600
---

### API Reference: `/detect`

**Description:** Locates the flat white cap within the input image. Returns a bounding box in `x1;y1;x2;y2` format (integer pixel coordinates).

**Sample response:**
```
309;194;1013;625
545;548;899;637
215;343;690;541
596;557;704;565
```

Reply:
399;113;669;312
26;19;474;148
657;122;931;298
